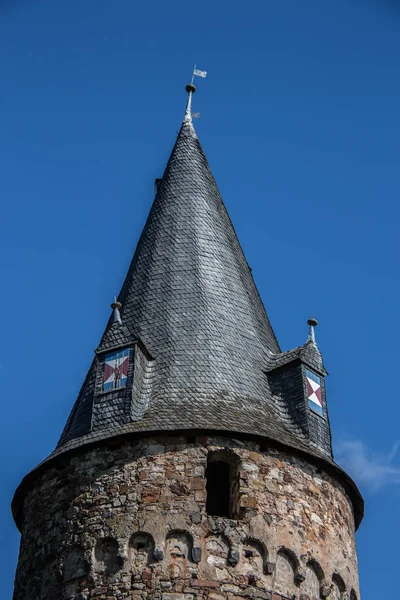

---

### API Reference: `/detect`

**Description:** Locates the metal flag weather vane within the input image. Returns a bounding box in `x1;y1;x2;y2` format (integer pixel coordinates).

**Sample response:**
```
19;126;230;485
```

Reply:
191;65;207;83
189;65;207;119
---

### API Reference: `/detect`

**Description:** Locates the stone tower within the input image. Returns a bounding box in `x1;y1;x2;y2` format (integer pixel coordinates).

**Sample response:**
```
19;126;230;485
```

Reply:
12;84;363;600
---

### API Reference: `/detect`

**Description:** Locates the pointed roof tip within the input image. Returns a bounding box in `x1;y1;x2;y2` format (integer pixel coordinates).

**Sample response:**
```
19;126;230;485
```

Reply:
111;297;122;325
307;316;318;344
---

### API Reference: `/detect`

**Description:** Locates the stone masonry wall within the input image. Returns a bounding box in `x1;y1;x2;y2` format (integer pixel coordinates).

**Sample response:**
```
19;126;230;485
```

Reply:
13;436;360;600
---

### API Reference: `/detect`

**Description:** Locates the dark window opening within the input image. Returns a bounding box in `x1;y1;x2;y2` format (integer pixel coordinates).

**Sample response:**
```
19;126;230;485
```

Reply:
206;460;230;517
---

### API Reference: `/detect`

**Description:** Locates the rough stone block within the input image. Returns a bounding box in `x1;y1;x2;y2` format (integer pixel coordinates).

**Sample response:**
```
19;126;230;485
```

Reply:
190;513;202;524
191;580;219;588
190;478;206;491
228;550;239;566
169;483;189;496
194;491;207;502
221;585;241;593
141;568;152;581
162;594;186;600
160;581;172;590
208;594;226;600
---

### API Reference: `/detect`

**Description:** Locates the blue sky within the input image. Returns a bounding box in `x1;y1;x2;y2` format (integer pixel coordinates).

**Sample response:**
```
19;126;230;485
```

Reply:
1;1;399;598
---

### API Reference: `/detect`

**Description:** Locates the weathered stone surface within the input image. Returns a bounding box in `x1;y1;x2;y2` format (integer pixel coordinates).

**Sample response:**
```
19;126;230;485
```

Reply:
12;435;360;600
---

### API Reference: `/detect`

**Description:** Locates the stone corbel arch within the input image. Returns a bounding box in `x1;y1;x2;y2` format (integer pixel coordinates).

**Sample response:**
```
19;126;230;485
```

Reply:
206;515;241;566
331;572;347;599
94;537;124;577
128;531;156;569
63;545;90;582
306;558;331;598
205;532;233;566
165;530;194;562
142;517;187;559
243;537;274;575
278;546;305;585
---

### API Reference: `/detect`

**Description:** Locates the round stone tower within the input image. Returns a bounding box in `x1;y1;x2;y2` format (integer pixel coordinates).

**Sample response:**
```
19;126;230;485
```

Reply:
11;84;363;600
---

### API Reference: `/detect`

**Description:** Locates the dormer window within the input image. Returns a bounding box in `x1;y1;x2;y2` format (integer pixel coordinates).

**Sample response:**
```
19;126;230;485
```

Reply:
103;349;130;392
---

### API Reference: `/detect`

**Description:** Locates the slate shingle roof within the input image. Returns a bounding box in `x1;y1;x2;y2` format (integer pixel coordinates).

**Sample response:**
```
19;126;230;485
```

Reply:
58;113;285;448
265;339;327;375
12;96;363;529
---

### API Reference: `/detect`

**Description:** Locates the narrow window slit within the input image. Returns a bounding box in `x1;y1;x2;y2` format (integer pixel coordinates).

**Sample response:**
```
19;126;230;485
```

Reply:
205;460;230;517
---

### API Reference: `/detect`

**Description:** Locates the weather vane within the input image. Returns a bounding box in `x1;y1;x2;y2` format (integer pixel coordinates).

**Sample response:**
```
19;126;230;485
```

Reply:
187;65;207;119
191;64;207;85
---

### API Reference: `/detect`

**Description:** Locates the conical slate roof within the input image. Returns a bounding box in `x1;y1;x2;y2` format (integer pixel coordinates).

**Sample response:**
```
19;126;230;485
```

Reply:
56;93;328;458
57;101;287;448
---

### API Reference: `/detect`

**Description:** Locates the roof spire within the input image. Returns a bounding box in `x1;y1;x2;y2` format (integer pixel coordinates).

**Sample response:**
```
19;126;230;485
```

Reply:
111;297;122;325
184;82;196;122
184;65;207;122
307;316;318;343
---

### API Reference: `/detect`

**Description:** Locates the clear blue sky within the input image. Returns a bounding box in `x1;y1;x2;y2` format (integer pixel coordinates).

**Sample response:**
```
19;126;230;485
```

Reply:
1;1;399;598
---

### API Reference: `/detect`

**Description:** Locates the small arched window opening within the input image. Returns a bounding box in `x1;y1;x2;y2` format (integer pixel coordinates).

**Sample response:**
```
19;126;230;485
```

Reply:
205;450;240;518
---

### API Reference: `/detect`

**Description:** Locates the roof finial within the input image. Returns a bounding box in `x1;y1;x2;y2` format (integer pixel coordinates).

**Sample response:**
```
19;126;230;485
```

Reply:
111;296;122;325
184;65;207;122
307;316;318;343
185;82;196;122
